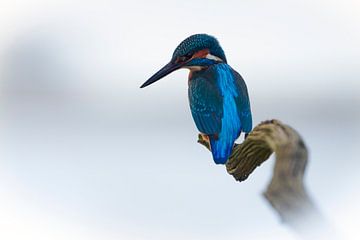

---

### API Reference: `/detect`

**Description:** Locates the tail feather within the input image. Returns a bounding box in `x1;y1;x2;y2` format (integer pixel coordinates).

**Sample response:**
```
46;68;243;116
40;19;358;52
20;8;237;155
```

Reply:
209;137;234;164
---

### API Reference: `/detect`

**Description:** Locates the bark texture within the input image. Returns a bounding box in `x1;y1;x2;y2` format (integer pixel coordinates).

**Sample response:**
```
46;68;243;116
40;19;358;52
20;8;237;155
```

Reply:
198;119;337;239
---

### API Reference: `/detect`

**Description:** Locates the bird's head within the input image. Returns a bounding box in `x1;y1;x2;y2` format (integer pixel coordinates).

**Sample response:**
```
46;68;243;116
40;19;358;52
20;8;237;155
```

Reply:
140;34;226;88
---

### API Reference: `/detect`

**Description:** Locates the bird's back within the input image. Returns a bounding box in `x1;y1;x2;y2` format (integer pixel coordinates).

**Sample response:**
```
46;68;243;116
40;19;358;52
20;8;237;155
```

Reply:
189;63;252;164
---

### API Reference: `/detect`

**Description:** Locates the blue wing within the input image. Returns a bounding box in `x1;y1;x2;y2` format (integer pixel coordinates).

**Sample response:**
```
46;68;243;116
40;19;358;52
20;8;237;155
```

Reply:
188;76;223;136
188;64;252;165
231;69;252;133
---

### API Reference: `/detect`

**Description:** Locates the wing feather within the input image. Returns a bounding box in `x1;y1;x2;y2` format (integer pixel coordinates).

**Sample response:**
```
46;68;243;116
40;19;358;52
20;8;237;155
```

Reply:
231;69;253;133
188;76;223;135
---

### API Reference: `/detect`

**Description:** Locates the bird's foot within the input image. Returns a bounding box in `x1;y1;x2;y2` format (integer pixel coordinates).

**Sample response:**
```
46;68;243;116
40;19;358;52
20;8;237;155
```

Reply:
198;133;211;150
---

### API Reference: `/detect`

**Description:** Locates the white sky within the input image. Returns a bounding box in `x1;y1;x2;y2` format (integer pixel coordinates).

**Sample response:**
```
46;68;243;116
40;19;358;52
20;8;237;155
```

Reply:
0;1;359;240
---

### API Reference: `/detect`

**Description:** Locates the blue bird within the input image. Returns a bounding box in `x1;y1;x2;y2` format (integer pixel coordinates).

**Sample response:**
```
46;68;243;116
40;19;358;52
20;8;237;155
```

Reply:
140;34;252;164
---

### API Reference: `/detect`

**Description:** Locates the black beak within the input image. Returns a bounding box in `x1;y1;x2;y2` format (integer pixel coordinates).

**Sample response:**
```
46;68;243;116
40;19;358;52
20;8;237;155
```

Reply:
140;61;182;88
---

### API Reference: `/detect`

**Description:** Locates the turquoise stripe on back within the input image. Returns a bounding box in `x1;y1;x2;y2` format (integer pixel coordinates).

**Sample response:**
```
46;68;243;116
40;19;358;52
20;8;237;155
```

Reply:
210;64;241;164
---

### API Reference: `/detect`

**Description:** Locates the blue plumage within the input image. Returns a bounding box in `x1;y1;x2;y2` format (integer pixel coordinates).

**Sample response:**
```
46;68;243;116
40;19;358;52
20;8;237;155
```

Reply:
141;34;252;164
189;63;251;164
172;34;227;63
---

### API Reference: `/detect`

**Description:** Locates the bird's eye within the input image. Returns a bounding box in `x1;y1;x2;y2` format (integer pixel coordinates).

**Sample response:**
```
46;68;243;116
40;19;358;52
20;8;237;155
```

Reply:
177;53;193;63
179;56;187;62
185;52;193;58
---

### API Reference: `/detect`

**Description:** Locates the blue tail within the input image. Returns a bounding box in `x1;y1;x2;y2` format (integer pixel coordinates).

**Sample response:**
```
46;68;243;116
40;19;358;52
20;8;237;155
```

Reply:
209;135;238;164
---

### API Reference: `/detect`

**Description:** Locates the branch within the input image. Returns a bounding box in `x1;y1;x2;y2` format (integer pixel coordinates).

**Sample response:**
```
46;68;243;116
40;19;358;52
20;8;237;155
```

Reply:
198;119;338;239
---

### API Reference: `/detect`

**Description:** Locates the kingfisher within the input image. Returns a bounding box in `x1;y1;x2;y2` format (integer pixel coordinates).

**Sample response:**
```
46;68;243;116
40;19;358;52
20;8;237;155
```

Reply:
140;34;252;164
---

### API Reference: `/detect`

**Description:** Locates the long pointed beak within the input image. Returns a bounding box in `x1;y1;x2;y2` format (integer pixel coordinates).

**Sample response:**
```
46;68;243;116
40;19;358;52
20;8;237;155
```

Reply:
140;61;182;88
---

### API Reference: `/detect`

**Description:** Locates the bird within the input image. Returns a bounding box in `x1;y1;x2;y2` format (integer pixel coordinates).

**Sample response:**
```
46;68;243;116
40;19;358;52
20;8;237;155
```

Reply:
140;34;252;164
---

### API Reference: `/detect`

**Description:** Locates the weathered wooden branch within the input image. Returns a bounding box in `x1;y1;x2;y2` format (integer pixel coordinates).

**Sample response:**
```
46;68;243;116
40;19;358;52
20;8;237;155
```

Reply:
198;119;337;239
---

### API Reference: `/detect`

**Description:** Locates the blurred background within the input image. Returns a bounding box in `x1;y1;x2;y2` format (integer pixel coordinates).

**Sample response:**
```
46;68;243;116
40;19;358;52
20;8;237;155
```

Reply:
0;0;359;239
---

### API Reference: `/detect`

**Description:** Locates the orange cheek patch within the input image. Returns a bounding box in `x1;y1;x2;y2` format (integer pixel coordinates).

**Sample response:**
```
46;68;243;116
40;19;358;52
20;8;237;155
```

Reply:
192;49;210;59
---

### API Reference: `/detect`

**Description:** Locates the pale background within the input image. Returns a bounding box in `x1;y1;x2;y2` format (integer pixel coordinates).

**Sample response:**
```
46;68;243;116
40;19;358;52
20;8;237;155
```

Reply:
0;0;359;239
